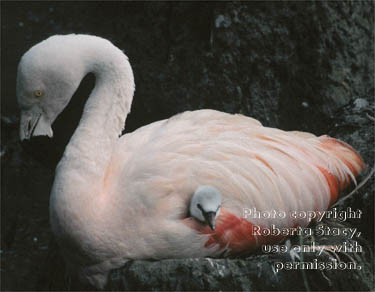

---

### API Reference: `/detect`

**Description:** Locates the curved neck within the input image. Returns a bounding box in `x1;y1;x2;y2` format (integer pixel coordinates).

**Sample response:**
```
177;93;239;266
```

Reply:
56;39;134;190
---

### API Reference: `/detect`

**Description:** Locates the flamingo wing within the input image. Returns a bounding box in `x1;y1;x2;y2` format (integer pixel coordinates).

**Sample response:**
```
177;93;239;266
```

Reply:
111;109;364;257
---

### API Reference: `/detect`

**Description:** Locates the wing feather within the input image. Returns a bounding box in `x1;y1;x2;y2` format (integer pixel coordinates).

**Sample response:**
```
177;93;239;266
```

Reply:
113;109;365;256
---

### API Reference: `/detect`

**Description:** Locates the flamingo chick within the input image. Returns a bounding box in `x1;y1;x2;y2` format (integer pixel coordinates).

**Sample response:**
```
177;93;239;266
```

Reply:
190;186;222;230
16;34;365;288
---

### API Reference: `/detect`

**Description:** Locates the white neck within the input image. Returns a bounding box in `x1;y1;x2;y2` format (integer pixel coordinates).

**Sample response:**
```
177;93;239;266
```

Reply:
55;36;134;195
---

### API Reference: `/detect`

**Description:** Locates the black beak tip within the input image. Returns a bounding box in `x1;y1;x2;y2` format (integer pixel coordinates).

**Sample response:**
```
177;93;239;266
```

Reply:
204;211;217;231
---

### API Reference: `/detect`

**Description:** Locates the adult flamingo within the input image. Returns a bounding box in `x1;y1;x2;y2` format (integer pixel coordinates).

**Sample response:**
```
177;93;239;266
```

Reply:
17;34;365;288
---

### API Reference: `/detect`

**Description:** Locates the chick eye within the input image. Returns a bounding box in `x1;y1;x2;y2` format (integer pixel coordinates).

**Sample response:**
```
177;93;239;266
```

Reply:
34;90;44;97
197;203;203;212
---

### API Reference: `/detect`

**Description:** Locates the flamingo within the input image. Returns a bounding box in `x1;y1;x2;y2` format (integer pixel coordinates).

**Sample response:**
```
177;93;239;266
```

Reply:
17;34;365;288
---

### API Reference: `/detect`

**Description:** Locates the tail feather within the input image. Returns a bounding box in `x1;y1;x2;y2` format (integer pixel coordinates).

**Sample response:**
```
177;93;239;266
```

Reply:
317;136;365;205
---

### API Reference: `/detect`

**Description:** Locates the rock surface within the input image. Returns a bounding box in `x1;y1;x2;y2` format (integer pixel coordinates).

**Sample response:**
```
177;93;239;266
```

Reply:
1;1;374;291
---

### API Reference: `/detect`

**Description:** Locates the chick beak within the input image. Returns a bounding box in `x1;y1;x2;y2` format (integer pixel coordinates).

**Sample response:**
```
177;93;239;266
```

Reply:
203;211;217;231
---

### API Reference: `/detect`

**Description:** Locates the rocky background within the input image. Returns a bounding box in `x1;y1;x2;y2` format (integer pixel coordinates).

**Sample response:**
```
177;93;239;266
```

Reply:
1;1;374;291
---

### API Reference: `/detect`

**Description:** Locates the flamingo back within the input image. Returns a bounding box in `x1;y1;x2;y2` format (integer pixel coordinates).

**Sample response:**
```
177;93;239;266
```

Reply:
110;109;365;256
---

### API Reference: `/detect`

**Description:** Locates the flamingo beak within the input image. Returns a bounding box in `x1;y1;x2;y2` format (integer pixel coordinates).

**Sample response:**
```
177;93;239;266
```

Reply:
20;110;53;141
203;211;217;231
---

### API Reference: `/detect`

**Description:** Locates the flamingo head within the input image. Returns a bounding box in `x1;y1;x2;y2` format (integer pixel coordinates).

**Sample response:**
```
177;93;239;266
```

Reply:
17;35;86;141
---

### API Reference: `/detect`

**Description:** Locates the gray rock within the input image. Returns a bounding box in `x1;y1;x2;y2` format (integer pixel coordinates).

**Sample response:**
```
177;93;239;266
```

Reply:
215;14;232;28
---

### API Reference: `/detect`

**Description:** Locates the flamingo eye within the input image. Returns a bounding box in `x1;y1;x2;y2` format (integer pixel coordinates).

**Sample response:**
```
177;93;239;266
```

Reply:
197;203;203;212
34;89;44;97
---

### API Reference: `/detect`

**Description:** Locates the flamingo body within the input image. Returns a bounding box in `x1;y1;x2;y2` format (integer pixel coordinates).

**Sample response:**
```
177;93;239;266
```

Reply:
110;109;364;257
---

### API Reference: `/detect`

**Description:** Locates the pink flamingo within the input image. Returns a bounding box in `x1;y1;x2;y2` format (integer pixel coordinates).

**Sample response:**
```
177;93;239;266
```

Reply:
17;34;365;288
